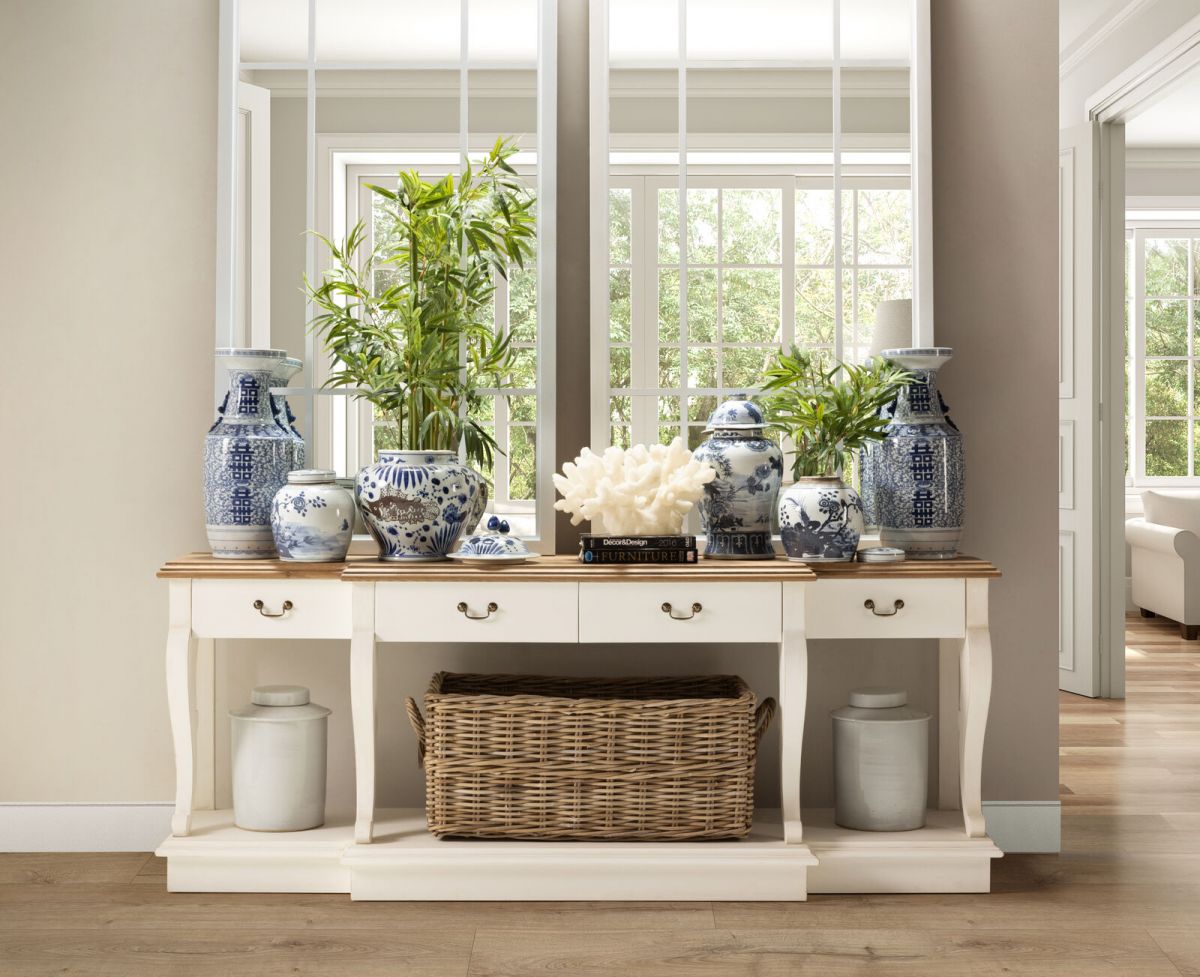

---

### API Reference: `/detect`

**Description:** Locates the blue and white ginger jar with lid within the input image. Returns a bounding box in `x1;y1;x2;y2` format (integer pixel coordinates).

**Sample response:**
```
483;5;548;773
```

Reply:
692;398;783;559
270;470;355;562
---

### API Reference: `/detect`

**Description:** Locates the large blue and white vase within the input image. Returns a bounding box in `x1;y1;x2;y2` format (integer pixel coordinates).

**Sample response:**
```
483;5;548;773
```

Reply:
778;476;864;562
692;398;783;559
270;470;355;562
204;349;295;558
875;347;965;559
271;357;306;471
355;451;488;561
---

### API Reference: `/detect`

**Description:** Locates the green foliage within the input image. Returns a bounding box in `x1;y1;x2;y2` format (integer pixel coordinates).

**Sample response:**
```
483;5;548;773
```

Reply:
307;138;535;471
762;346;911;479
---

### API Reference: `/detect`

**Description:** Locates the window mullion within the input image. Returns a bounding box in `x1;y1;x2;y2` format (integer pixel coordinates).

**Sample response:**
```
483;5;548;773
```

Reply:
783;177;796;353
1134;229;1148;482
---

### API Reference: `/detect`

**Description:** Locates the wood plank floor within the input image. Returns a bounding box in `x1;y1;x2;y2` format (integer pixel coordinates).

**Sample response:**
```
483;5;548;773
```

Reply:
2;613;1198;976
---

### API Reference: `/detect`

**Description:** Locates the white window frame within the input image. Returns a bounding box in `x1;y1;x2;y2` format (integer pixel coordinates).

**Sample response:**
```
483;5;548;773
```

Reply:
602;170;913;451
588;0;933;453
1126;212;1200;486
217;0;557;550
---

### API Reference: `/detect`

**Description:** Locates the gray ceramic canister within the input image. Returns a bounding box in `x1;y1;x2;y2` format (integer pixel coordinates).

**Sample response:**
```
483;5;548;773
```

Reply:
832;687;930;831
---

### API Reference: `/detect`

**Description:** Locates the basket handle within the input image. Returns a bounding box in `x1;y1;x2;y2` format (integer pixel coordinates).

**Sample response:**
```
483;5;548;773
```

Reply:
754;697;777;745
405;697;426;768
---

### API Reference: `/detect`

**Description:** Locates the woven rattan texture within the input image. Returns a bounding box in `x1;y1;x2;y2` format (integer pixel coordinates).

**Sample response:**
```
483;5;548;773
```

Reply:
406;673;775;841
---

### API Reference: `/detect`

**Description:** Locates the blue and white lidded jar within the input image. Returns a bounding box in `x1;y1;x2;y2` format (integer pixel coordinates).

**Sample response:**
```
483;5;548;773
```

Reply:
355;450;488;561
270;470;355;562
874;347;965;559
204;348;295;558
692;398;783;560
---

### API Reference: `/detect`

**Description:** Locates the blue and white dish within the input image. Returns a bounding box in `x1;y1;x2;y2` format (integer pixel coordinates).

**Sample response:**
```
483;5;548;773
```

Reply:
448;520;538;565
355;451;487;561
270;470;355;562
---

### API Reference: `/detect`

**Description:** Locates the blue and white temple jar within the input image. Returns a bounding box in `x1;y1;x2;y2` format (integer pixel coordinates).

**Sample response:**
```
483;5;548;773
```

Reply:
779;477;865;562
355;451;488;561
875;348;965;559
692;398;783;559
204;349;295;558
270;470;355;562
271;357;306;471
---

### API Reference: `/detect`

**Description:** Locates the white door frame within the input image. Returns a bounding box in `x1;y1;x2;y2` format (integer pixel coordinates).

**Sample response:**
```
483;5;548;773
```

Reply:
1078;13;1200;698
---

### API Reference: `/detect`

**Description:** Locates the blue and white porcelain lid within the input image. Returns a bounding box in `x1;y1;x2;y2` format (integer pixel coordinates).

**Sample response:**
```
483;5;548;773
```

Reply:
287;469;336;485
456;516;531;557
705;397;766;432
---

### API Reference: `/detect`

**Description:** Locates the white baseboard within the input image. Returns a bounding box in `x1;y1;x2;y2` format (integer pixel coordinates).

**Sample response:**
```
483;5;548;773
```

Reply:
983;800;1061;853
0;803;173;852
5;801;1062;855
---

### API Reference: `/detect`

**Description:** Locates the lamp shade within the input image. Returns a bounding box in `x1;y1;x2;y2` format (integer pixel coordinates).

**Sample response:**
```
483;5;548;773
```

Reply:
871;299;913;356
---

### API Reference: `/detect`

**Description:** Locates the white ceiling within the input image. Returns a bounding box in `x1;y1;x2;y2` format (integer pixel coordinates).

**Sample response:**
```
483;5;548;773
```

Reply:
1126;68;1200;147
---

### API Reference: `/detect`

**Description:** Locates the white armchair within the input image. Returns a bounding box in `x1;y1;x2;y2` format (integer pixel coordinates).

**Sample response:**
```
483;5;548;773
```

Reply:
1127;489;1200;640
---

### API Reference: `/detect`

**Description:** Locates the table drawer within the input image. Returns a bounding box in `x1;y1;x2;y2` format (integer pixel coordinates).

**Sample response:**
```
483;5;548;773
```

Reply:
375;582;578;643
580;582;781;644
192;579;352;639
804;578;965;639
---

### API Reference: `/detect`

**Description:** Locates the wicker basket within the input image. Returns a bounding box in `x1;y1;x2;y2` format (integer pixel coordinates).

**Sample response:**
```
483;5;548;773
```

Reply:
405;672;775;841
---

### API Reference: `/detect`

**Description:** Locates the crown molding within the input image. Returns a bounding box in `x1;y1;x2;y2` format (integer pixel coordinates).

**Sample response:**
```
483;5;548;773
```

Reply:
1060;0;1154;79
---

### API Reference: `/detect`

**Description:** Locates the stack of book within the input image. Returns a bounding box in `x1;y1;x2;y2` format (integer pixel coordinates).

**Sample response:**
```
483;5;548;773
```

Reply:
579;534;698;564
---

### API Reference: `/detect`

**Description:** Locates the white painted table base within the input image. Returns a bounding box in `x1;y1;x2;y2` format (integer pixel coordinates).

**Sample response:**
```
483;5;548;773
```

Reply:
157;555;1001;899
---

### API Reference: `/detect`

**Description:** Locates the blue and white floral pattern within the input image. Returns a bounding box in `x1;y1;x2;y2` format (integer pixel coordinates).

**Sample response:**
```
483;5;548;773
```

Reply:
271;357;306;471
270;473;354;563
356;450;487;561
779;478;865;562
204;350;295;558
693;399;784;559
874;348;965;559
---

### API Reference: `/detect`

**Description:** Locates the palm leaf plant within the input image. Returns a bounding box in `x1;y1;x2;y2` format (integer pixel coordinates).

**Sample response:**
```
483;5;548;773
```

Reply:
306;138;536;473
762;346;912;480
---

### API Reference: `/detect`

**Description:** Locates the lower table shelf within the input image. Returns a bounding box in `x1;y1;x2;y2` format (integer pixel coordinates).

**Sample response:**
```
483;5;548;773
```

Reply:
157;808;1000;900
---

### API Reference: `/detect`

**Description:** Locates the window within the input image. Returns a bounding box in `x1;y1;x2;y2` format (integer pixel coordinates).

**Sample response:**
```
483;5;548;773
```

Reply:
1127;222;1200;483
223;0;556;546
605;176;912;453
591;0;927;465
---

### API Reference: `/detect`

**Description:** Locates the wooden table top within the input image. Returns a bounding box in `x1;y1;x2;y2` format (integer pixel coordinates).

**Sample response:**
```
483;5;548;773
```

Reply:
160;552;1000;581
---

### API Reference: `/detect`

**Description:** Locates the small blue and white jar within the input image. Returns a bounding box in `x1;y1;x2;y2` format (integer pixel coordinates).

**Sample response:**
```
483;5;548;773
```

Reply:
779;476;865;562
355;450;488;561
270;470;355;562
692;398;783;559
875;347;965;559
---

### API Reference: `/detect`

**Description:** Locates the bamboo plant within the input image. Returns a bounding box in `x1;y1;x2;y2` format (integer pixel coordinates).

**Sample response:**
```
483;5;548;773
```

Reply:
762;346;912;480
307;138;536;471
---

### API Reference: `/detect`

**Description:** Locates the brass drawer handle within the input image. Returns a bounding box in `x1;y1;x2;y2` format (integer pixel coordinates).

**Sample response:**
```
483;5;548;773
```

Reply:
662;601;702;620
253;599;293;618
458;601;498;620
864;598;904;617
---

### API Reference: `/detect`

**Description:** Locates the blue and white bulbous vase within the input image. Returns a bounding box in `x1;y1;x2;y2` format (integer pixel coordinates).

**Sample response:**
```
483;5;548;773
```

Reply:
355;450;488;561
204;349;295;558
778;477;865;562
692;399;783;559
271;356;306;470
876;347;965;559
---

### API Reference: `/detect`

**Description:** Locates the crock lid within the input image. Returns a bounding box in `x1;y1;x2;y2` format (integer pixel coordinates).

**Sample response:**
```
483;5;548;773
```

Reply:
252;685;310;706
705;397;766;432
286;469;337;485
857;546;906;563
849;687;907;708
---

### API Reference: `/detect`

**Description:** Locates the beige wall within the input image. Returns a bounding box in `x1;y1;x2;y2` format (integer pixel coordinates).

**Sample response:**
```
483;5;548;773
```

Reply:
0;0;1059;815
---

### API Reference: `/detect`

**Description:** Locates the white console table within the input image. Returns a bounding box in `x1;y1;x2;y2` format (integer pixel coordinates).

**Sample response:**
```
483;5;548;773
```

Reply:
156;553;1001;900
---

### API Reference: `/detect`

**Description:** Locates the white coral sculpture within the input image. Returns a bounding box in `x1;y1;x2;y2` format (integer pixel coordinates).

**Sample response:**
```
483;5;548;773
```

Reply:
553;437;717;535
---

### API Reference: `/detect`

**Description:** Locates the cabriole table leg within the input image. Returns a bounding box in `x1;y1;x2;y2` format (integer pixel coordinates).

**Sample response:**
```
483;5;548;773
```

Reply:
165;579;196;837
780;582;809;844
351;582;377;844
